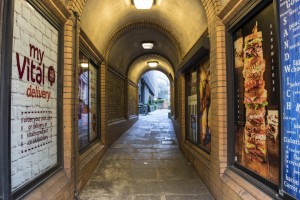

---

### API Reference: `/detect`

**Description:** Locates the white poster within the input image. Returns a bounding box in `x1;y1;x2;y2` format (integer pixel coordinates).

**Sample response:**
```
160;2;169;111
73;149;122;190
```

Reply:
11;0;58;191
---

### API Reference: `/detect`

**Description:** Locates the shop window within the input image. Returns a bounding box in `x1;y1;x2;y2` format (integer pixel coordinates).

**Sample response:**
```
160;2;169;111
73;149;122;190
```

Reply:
230;1;280;192
78;51;99;151
9;0;62;198
278;1;300;199
186;59;211;152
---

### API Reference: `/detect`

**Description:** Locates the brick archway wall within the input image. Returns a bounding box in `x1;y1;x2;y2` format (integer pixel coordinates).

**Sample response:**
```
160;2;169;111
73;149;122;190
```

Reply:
22;0;271;199
173;0;230;199
175;1;276;200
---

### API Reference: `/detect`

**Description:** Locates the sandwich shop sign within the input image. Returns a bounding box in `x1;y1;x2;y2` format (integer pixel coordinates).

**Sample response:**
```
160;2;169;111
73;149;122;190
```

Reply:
279;0;300;199
11;0;58;192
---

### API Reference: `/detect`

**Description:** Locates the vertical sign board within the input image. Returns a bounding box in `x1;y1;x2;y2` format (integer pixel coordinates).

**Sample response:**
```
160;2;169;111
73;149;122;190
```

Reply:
279;0;300;199
11;0;58;191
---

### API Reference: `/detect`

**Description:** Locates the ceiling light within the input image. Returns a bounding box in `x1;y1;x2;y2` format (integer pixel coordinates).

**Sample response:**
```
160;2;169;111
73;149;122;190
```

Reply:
133;0;154;9
142;42;154;49
81;62;89;68
148;61;158;67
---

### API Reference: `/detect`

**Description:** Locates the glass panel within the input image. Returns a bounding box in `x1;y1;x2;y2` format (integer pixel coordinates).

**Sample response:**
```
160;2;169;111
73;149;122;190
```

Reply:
89;63;97;141
199;61;211;151
78;52;89;149
233;3;280;185
187;70;198;144
10;0;59;191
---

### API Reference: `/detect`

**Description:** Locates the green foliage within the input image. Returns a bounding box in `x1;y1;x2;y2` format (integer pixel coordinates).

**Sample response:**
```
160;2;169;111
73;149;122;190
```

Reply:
155;99;164;104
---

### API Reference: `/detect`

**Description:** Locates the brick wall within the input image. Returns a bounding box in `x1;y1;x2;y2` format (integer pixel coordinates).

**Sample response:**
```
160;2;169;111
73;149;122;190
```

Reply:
173;1;275;200
107;68;125;121
128;83;138;116
6;0;277;199
67;0;86;17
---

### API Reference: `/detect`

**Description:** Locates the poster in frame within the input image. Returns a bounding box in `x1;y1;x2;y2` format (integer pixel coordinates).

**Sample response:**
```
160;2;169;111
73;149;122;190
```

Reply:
232;2;280;187
10;0;63;197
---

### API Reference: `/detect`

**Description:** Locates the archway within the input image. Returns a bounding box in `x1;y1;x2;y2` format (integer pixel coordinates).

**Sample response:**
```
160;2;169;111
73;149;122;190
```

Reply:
127;54;175;118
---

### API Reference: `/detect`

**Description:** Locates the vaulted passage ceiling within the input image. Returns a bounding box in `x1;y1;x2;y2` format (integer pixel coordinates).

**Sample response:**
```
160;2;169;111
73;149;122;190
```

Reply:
80;0;230;77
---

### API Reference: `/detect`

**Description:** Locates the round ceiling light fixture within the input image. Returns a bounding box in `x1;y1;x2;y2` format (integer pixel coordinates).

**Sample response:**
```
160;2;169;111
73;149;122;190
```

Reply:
142;42;154;49
147;61;158;67
133;0;154;9
81;62;89;68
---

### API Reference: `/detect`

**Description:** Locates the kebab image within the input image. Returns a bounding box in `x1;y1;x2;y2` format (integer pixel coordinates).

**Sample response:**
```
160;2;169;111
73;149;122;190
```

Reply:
243;22;268;162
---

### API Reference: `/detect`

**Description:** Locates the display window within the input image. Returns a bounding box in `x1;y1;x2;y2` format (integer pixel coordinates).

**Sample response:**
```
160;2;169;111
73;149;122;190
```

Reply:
78;51;99;151
278;0;300;199
186;58;211;152
230;0;281;192
10;0;63;198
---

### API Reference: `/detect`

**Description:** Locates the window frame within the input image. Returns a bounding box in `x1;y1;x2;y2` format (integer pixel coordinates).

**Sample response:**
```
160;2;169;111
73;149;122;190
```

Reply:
184;56;211;154
78;48;101;153
226;0;285;198
0;0;65;198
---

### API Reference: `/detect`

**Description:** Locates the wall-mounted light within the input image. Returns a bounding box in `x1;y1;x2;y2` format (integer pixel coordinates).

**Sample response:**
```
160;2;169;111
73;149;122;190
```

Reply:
81;62;89;68
147;61;158;67
142;42;154;49
133;0;154;9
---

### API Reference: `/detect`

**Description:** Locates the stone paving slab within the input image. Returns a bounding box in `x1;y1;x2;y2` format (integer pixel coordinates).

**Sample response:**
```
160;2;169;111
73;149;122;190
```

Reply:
79;109;214;200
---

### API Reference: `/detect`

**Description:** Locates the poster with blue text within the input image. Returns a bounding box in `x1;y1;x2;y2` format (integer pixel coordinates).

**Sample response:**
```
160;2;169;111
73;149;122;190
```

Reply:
279;0;300;199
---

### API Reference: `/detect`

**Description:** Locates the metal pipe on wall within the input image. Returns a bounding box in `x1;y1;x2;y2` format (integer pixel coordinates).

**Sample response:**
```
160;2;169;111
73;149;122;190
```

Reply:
72;10;79;200
0;0;14;198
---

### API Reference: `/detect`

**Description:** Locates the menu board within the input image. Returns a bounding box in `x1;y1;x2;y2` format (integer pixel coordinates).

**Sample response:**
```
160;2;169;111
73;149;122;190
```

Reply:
11;0;58;191
233;3;280;185
278;1;300;199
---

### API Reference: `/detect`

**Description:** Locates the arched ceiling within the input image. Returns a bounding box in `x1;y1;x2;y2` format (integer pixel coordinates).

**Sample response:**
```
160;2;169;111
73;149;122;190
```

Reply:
81;0;209;74
128;54;174;84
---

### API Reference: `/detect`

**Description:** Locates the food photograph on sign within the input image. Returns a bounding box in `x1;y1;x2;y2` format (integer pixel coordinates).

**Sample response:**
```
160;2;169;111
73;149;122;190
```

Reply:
233;3;280;185
199;61;211;151
10;0;59;191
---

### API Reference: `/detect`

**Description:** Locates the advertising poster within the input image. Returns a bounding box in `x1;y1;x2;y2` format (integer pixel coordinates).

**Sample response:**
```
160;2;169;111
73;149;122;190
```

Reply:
199;61;211;151
11;0;59;191
233;3;280;185
188;94;197;142
278;1;300;199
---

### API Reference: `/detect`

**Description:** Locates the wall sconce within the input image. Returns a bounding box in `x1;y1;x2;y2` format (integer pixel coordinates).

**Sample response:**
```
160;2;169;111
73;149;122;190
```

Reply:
133;0;154;9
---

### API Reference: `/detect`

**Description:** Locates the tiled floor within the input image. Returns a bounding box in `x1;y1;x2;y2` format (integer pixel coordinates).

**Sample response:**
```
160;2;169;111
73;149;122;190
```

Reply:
79;109;214;200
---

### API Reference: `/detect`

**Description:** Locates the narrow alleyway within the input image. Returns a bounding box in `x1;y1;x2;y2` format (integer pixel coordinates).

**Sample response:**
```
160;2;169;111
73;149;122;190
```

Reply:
79;109;214;200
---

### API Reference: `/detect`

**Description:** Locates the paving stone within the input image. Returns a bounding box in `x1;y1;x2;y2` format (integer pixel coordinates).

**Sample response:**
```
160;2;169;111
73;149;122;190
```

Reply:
79;109;214;200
